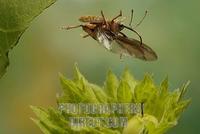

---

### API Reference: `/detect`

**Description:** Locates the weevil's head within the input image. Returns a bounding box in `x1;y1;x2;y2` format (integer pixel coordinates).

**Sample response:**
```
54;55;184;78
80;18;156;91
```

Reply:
109;22;124;33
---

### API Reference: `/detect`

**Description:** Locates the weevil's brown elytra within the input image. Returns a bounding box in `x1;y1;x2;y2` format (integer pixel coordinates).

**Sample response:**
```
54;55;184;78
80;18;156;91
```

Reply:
79;16;104;23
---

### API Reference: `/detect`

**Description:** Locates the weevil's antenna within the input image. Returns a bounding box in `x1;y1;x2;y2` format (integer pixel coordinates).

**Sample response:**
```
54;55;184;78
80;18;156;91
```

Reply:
134;10;148;28
123;25;143;45
129;9;134;27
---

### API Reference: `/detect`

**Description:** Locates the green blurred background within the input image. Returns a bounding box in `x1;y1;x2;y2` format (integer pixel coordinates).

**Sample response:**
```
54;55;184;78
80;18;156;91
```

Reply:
0;0;199;133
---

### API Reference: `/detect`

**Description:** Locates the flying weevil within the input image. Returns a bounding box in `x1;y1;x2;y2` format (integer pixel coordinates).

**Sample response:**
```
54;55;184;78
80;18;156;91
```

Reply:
63;10;158;61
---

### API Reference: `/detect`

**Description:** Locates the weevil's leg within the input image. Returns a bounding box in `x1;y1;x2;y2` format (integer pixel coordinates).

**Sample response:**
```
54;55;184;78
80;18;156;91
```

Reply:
123;25;143;45
100;10;107;25
141;102;144;117
120;53;125;62
111;10;122;22
120;53;123;59
119;32;127;37
82;34;90;38
62;25;83;30
134;10;148;28
129;9;134;27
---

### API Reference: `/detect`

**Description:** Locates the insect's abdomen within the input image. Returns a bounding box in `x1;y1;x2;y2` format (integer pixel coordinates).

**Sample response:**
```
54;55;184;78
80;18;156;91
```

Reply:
79;16;103;23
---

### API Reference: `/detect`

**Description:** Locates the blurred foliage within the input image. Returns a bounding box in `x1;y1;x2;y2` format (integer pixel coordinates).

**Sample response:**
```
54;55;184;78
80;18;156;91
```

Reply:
0;0;57;78
31;65;190;134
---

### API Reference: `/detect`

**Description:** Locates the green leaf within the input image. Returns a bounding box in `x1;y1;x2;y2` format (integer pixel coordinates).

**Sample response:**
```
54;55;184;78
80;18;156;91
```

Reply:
121;68;138;92
160;77;169;98
134;74;157;103
59;74;84;103
123;115;158;134
104;70;119;102
59;69;99;103
178;81;190;102
31;106;69;134
90;84;108;103
32;65;191;134
0;0;57;78
117;80;132;103
73;63;88;88
31;118;52;134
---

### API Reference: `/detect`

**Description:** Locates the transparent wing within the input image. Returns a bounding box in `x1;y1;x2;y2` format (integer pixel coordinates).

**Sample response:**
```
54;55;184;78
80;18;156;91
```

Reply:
95;30;157;61
96;30;129;55
115;35;158;61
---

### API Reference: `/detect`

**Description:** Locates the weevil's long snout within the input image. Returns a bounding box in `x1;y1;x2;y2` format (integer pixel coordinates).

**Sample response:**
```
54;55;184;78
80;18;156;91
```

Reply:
62;25;83;30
